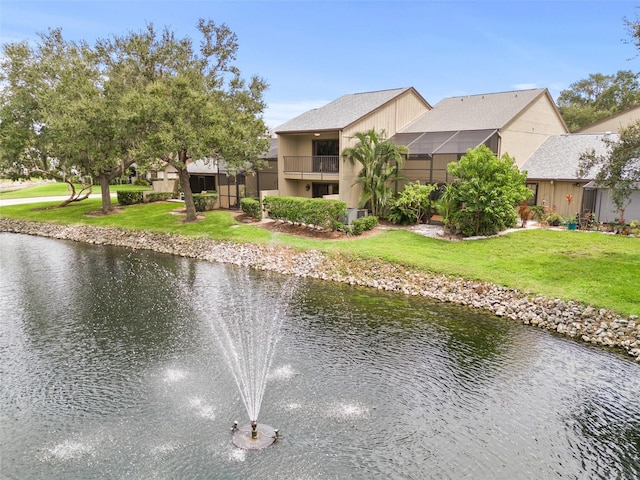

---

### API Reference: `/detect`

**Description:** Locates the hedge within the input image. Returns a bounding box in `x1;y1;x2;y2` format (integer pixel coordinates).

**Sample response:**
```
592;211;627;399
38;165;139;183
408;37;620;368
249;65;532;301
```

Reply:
263;196;347;230
240;198;261;219
144;191;173;203
192;193;218;212
117;190;144;205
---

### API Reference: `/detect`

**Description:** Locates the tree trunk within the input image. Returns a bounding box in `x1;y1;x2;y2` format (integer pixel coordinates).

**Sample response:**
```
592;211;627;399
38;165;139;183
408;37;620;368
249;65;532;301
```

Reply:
178;150;197;222
56;179;91;207
98;172;113;214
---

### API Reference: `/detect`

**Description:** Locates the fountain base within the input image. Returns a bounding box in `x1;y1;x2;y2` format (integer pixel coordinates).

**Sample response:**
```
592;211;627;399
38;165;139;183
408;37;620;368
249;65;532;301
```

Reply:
232;423;278;450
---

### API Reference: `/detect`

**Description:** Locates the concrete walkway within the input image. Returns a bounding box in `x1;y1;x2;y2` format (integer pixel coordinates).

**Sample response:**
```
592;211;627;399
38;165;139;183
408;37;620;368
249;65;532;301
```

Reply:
0;193;115;207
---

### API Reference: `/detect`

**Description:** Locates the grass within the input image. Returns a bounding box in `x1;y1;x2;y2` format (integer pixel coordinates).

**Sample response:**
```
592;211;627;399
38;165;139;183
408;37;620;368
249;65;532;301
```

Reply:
0;182;150;199
1;198;638;316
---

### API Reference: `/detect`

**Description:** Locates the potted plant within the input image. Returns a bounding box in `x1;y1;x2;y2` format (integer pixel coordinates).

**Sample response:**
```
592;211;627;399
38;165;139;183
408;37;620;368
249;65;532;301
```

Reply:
545;210;563;227
565;194;577;230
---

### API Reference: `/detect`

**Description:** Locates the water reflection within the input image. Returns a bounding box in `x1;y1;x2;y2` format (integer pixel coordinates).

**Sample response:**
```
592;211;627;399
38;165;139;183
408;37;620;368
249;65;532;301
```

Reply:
1;233;639;480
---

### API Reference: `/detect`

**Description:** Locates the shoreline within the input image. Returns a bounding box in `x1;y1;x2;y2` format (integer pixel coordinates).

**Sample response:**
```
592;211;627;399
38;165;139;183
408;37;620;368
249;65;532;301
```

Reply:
1;217;638;362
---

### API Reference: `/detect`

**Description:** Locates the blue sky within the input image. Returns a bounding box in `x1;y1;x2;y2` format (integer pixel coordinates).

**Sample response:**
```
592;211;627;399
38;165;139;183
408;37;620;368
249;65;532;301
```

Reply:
1;1;638;128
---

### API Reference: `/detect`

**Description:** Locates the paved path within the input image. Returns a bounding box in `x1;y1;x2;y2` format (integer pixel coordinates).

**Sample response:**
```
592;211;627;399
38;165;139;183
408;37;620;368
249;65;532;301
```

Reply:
0;193;115;207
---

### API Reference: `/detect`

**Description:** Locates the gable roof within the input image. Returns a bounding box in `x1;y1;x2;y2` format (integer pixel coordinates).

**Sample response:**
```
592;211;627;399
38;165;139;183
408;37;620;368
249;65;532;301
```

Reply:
399;88;550;133
520;133;617;180
275;87;428;133
577;104;640;133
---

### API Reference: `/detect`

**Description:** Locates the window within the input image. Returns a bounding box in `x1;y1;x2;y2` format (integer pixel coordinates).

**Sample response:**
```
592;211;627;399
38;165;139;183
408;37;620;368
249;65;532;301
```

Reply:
312;140;339;156
525;183;538;206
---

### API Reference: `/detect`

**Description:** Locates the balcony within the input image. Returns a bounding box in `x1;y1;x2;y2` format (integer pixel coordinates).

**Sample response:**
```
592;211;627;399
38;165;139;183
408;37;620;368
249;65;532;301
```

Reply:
283;156;339;180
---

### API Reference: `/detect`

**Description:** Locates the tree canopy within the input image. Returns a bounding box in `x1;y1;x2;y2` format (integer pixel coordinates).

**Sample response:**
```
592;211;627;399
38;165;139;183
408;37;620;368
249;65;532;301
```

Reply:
579;123;640;222
441;145;532;237
557;71;640;132
0;20;269;219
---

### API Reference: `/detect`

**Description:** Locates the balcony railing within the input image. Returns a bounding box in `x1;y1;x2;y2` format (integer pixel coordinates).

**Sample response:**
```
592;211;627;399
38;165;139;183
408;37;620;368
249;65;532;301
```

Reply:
283;156;339;176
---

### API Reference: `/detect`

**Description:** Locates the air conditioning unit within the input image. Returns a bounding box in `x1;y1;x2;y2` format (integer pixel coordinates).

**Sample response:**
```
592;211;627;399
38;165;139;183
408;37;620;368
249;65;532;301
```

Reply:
346;208;368;224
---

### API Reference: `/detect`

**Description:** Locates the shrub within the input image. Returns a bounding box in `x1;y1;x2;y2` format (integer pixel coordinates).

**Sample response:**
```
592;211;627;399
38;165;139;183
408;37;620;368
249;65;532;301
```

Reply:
117;190;143;205
192;193;218;212
134;179;150;187
144;191;173;203
529;206;546;222
444;145;532;237
340;215;378;235
240;198;262;219
263;196;347;230
387;181;438;225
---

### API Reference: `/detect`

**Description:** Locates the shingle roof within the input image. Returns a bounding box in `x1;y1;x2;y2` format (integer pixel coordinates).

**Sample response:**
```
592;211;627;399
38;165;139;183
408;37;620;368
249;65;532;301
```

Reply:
520;133;617;180
274;87;415;133
399;88;548;133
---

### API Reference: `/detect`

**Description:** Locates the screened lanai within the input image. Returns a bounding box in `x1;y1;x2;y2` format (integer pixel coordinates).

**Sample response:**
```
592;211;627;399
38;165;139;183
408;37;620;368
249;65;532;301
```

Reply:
392;129;500;186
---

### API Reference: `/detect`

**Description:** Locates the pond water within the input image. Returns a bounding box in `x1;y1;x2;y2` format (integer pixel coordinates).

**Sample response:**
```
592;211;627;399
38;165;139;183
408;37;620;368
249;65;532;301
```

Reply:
1;233;639;479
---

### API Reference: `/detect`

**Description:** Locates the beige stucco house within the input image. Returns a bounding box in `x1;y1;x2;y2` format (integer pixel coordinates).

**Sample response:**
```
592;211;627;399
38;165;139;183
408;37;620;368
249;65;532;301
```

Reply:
578;104;640;134
272;87;567;209
274;87;431;208
392;88;568;188
520;133;617;219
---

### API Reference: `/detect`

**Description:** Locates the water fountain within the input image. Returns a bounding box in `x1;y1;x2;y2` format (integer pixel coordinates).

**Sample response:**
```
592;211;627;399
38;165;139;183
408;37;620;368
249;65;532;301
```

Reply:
203;270;297;450
2;234;640;478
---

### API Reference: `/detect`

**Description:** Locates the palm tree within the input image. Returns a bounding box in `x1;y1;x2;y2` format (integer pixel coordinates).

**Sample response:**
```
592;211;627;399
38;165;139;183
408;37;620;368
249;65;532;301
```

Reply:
342;129;408;217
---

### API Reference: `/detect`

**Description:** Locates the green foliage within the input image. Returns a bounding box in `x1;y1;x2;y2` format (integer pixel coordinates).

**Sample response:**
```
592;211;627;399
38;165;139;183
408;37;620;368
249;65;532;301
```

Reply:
240;197;261;219
0;21;270;221
543;210;564;227
578;121;640;220
342;129;408;217
144;191;173;203
2;201;639;315
117;190;144;205
192;193;218;212
444;145;532;237
558;71;640;131
134;179;150;187
263;196;347;230
529;205;547;222
342;215;379;235
388;181;438;225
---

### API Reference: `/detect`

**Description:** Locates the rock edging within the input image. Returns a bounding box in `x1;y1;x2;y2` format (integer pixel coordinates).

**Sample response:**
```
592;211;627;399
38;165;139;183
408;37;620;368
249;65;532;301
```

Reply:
1;218;638;362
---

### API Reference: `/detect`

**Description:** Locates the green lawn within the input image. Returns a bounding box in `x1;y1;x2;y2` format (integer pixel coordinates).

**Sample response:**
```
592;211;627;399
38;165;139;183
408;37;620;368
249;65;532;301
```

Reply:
1;198;638;316
0;182;150;199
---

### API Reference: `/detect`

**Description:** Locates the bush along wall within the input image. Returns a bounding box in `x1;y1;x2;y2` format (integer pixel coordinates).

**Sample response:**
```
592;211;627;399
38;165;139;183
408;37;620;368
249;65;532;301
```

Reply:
263;196;347;230
240;198;261;219
116;190;144;205
144;191;174;203
193;193;218;212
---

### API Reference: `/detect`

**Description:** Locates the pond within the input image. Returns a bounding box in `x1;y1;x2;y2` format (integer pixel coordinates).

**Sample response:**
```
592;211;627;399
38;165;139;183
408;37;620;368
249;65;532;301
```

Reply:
1;233;639;479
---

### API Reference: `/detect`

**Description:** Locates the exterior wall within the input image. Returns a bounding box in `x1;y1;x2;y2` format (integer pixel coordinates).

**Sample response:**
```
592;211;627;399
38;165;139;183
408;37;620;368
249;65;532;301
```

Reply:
245;159;278;198
530;180;586;218
500;95;568;167
592;189;640;223
276;90;430;209
580;107;640;133
151;178;176;192
277;132;340;197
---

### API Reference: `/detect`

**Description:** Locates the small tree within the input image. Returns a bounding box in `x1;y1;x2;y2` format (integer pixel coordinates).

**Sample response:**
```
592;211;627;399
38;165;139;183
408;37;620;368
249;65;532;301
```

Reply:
387;181;438;225
341;129;408;217
444;145;532;237
578;122;640;223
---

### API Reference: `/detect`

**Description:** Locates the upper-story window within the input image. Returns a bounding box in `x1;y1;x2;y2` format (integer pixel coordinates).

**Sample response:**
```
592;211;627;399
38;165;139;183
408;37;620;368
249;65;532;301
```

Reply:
313;140;339;156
